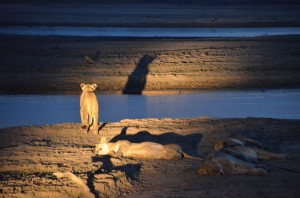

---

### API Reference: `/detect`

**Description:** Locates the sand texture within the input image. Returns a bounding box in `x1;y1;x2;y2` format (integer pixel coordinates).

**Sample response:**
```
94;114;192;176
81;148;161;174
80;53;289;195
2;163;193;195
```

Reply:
1;3;300;94
1;2;300;197
1;36;300;94
1;117;300;197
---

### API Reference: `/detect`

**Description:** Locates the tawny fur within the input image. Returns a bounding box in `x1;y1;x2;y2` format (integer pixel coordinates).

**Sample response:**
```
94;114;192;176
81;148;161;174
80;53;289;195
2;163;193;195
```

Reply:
214;137;287;161
94;137;203;161
198;152;268;176
80;83;99;134
198;136;287;176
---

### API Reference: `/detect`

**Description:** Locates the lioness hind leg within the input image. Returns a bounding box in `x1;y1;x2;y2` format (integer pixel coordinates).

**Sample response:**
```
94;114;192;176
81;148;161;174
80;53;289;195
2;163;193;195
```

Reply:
92;114;99;134
86;115;93;133
80;109;88;130
246;168;268;176
163;145;183;160
87;115;98;134
254;148;288;160
228;163;267;176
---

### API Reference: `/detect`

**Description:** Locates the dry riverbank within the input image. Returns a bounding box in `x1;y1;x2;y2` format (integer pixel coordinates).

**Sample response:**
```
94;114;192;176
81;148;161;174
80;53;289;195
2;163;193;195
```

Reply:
1;2;300;197
1;2;300;94
1;36;300;94
0;117;300;197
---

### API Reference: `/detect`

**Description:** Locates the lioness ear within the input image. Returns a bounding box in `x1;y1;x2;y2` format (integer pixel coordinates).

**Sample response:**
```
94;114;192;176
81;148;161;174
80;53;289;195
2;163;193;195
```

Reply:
80;83;85;90
91;83;97;91
100;137;106;143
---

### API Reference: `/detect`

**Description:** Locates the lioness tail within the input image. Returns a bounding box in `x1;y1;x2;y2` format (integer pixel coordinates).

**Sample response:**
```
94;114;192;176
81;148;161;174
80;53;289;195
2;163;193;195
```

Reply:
183;152;204;162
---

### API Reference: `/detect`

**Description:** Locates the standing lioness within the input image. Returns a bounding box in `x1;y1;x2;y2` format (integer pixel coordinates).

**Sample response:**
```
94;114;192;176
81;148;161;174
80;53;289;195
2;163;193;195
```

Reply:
80;83;99;134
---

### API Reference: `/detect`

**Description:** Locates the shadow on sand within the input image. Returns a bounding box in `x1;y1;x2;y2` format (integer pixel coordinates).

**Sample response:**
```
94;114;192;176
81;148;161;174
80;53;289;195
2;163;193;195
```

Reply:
90;154;141;198
122;55;155;94
91;155;141;180
91;127;202;191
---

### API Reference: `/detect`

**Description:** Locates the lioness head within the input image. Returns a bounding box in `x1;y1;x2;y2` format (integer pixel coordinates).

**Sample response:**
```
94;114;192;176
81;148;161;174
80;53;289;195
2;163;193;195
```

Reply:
214;140;224;151
80;83;97;92
197;154;224;176
94;137;110;155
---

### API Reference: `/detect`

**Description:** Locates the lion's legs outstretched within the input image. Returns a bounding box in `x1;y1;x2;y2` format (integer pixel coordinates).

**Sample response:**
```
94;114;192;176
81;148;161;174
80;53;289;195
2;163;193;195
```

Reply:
254;148;287;160
226;162;267;176
216;153;268;176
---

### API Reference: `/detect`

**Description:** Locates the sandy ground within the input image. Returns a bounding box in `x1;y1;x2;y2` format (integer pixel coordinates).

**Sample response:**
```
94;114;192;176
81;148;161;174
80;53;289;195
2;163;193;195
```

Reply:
1;36;300;94
1;2;300;197
0;2;300;94
0;117;300;197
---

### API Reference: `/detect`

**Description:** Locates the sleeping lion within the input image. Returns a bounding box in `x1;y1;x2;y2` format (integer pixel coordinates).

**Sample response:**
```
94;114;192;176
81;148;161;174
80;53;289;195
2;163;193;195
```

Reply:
198;136;287;176
94;137;203;161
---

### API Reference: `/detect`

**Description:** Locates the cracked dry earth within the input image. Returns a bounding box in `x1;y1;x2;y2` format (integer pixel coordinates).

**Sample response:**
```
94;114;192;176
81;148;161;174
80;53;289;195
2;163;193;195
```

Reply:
1;117;300;197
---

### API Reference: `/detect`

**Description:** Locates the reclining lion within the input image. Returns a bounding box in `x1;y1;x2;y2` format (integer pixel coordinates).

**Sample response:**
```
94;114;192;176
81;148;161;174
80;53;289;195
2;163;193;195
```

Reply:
94;137;203;161
198;136;287;176
198;152;268;176
214;137;287;162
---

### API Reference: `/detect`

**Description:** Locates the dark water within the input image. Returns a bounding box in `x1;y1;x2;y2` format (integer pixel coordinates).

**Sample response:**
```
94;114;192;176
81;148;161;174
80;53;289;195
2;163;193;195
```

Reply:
0;27;300;37
0;89;299;129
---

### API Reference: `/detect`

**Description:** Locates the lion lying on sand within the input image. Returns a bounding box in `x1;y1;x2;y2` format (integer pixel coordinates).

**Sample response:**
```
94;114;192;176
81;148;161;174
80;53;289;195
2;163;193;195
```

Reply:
198;136;287;176
94;137;203;161
214;136;287;162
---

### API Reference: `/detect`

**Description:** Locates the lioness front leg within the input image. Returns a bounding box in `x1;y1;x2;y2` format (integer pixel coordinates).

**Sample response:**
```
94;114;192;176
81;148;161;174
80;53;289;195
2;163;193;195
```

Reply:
109;150;123;158
242;168;268;176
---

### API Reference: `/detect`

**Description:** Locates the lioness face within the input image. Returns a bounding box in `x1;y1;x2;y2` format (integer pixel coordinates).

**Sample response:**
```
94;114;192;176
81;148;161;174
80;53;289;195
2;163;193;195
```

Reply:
214;141;224;151
198;156;224;176
94;143;109;155
198;163;223;175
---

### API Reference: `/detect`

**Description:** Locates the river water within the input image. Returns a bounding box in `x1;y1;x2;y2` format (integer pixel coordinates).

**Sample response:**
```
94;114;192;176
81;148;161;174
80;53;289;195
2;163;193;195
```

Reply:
0;27;300;37
0;89;299;129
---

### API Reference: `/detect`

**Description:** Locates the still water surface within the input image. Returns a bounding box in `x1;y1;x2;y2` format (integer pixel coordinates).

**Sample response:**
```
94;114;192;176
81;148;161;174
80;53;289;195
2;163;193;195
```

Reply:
0;27;300;37
0;89;299;129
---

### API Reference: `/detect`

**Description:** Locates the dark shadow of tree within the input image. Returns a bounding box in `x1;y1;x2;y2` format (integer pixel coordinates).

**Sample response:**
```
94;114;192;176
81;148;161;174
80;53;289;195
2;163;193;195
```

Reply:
122;55;155;94
110;127;203;156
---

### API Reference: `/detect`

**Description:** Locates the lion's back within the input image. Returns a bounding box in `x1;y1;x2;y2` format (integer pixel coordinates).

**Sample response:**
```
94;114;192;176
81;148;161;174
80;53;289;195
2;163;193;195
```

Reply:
80;91;98;113
124;142;183;160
